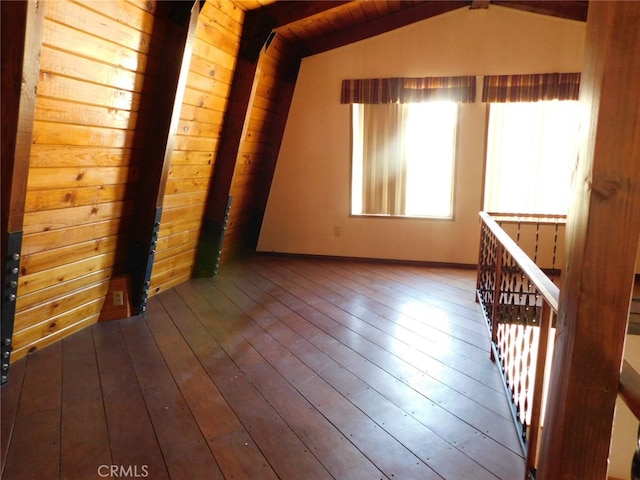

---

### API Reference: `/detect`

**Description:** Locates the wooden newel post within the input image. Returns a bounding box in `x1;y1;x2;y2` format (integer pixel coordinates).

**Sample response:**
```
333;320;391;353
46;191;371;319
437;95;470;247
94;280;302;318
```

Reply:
537;2;640;478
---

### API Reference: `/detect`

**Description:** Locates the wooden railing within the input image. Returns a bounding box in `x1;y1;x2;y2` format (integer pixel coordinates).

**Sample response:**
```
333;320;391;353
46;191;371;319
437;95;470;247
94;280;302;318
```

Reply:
476;212;564;478
477;212;640;479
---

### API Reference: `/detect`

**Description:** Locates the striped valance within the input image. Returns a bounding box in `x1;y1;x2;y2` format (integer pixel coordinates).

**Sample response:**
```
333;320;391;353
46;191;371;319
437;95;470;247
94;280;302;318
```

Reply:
340;76;476;104
482;73;581;102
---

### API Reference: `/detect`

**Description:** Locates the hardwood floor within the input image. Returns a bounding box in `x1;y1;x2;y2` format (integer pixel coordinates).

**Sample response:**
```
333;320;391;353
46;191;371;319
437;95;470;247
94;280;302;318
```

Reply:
1;255;525;480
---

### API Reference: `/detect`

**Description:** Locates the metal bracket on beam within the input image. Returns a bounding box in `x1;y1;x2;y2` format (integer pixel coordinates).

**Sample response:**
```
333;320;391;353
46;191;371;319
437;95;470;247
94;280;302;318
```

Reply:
194;196;232;278
1;231;22;386
135;207;162;314
214;195;233;276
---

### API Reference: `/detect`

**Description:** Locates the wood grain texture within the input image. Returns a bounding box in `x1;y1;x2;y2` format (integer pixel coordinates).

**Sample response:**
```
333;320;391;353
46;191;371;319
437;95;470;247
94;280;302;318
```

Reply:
60;328;111;479
537;2;640;478
3;256;524;479
13;0;159;357
152;0;245;285
1;0;44;233
217;33;297;264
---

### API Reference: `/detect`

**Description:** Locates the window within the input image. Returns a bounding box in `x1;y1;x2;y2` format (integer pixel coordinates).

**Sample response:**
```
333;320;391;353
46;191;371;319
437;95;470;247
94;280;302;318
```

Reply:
351;101;458;218
483;100;581;215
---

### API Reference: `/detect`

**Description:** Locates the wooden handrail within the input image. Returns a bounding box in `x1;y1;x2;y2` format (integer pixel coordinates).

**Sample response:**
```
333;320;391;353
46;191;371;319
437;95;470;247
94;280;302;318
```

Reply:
479;211;560;312
620;360;640;420
487;212;567;226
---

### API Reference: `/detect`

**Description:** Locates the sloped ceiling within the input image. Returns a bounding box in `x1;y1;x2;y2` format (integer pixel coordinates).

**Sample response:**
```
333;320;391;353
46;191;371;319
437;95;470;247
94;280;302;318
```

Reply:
243;1;588;57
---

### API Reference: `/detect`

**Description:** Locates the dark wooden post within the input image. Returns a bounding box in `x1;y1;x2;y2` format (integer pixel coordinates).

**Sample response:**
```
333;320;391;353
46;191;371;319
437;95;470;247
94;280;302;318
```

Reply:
128;0;200;313
193;10;275;277
0;0;45;385
193;2;352;277
537;2;640;478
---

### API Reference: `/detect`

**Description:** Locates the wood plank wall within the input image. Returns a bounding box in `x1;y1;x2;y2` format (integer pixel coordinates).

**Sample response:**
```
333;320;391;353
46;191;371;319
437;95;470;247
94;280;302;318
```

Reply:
14;0;163;360
10;0;289;361
220;33;297;263
148;0;245;295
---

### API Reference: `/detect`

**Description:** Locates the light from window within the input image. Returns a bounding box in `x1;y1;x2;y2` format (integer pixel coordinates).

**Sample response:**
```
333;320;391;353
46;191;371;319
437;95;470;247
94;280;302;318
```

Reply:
351;102;457;218
484;101;581;215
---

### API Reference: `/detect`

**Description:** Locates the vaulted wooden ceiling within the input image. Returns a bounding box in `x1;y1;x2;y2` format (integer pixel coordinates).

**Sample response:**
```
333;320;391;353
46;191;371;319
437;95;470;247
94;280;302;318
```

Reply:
238;0;588;57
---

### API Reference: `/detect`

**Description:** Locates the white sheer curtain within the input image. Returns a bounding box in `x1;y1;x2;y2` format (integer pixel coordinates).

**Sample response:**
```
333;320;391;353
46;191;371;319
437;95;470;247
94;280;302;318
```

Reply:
352;102;457;217
484;101;581;215
360;103;408;215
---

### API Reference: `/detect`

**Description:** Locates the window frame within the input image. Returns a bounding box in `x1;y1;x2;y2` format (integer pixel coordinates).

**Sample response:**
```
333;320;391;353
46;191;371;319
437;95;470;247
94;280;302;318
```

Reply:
349;101;460;221
481;99;581;216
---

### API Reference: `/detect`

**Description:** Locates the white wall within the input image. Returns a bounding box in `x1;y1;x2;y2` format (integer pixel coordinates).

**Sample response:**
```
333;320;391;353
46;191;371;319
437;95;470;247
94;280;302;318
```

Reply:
258;5;585;264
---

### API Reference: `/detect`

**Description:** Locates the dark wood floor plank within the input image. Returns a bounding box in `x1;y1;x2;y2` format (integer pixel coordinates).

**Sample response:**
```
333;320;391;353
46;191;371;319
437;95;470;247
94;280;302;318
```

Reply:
93;321;170;480
263;258;493;374
16;341;62;416
225;260;524;478
153;290;280;480
118;317;225;480
353;261;482;312
60;327;111;479
2;410;61;480
281;257;491;345
243;264;516;441
222;270;517;478
198;277;445;480
261;260;505;395
282;256;489;338
210;279;430;480
146;292;280;480
3;255;525;480
172;282;334;480
244;362;387;480
145;296;245;438
4;342;62;480
1;358;25;475
253;259;496;382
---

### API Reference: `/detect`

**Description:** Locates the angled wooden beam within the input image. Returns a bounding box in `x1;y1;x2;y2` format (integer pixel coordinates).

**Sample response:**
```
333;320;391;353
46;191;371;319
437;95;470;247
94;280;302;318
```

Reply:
193;8;277;277
193;10;269;277
303;1;469;57
537;2;640;478
194;2;350;276
128;0;200;312
247;44;304;250
492;0;588;22
0;0;45;385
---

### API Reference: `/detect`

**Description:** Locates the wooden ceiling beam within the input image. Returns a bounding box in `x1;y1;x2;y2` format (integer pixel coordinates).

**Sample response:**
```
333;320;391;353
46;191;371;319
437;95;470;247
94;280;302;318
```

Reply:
492;0;588;22
301;1;469;57
259;1;351;28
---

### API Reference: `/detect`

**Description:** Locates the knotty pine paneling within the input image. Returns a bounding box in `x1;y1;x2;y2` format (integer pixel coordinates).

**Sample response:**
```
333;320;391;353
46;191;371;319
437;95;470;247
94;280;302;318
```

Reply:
148;0;244;296
14;0;161;360
219;33;296;263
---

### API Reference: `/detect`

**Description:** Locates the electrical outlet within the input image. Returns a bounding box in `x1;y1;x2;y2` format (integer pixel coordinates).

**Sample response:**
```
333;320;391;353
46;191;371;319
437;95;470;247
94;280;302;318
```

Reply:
334;226;341;237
